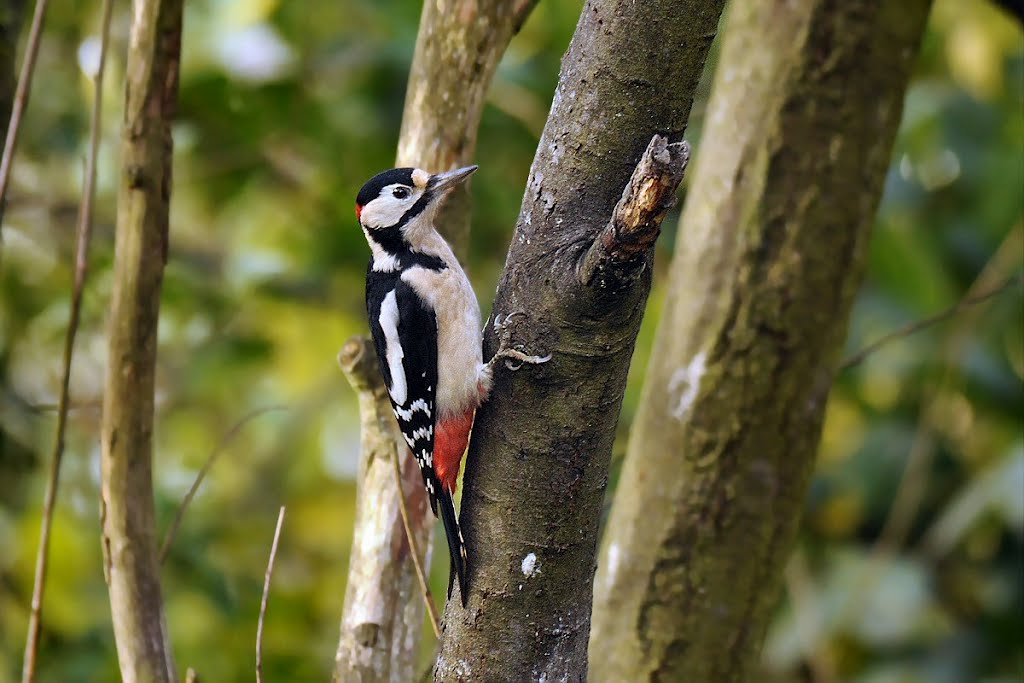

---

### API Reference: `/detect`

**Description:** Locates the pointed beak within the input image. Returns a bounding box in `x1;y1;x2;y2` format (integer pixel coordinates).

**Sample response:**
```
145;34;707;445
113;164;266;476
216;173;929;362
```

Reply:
427;165;478;194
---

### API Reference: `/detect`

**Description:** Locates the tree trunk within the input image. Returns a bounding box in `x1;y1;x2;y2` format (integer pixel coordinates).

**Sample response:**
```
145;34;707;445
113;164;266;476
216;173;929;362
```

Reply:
588;2;933;681
334;2;538;679
100;0;183;681
434;0;725;679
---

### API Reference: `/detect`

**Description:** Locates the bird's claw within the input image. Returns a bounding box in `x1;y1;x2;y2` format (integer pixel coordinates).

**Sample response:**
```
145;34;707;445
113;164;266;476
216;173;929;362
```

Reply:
491;348;552;371
488;310;550;372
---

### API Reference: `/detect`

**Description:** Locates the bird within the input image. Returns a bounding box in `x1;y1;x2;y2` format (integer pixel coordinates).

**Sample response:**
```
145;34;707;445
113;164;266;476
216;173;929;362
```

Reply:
355;164;548;606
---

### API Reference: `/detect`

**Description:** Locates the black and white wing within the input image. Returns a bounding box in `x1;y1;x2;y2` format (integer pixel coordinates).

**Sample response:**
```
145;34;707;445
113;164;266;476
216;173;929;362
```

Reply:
367;274;441;514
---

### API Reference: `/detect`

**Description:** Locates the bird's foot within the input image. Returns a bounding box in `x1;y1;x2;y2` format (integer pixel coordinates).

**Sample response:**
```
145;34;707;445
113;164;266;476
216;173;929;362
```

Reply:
488;311;551;371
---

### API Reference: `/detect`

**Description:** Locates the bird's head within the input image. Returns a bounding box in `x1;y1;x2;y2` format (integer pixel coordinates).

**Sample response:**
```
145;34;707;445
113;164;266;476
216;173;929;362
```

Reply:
355;165;477;232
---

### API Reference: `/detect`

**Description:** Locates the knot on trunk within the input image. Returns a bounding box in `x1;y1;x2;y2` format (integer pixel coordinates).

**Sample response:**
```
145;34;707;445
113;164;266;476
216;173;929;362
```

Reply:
578;134;690;290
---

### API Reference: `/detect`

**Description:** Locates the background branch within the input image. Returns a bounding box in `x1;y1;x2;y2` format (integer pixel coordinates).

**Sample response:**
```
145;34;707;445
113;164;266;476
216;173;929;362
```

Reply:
334;336;435;682
20;1;112;680
256;506;285;683
158;405;285;564
396;0;539;255
839;273;1022;371
0;0;47;235
100;0;183;680
334;1;539;678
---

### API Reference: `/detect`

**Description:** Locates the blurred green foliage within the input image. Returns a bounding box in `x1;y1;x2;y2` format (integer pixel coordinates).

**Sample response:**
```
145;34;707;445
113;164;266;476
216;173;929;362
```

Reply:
0;0;1020;681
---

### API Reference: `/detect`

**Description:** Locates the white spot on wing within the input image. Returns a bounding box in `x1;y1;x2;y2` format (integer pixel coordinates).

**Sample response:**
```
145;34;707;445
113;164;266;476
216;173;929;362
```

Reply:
379;290;407;405
668;351;707;420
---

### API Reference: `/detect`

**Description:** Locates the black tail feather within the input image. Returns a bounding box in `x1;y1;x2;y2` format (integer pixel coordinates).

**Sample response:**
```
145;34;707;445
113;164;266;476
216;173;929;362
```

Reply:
438;489;468;607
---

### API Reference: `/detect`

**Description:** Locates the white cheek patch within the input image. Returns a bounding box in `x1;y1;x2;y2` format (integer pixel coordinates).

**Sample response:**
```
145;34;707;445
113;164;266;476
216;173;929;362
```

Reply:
379;290;407;405
360;197;406;229
360;183;422;229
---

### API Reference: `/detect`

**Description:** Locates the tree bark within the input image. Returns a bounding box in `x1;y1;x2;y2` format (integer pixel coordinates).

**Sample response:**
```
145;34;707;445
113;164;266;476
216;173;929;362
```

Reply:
396;0;537;255
100;0;183;681
434;1;724;680
334;338;435;683
588;2;933;681
334;1;538;679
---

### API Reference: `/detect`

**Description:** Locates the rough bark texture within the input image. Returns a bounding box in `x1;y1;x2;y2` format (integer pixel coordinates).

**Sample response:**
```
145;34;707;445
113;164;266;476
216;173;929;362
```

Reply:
334;338;434;683
100;1;183;681
588;2;933;682
434;1;725;680
396;0;537;256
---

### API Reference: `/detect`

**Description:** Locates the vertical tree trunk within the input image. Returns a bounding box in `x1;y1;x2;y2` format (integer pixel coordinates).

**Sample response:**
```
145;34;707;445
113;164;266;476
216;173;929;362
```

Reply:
588;2;933;681
435;0;725;680
100;1;183;681
334;2;538;680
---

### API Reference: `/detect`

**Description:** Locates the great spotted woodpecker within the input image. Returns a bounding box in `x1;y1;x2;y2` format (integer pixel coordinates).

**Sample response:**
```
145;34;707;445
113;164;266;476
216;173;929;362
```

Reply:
356;165;547;605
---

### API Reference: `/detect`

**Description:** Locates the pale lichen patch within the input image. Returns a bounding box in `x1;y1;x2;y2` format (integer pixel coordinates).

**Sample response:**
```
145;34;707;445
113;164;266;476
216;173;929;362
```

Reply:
668;351;707;420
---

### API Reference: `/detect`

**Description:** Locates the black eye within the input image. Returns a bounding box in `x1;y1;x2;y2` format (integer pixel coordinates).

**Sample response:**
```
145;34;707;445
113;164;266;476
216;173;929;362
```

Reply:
392;187;410;199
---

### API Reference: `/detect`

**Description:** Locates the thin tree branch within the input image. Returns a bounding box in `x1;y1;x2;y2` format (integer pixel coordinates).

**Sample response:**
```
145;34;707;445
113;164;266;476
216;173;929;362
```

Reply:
0;0;49;236
836;225;1023;632
100;0;183;680
20;1;112;679
396;0;540;255
256;506;286;683
158;405;286;564
839;273;1022;371
390;443;441;638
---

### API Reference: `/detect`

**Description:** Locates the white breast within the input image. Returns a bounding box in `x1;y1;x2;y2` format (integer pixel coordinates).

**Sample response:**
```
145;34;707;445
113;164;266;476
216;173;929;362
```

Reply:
401;258;484;419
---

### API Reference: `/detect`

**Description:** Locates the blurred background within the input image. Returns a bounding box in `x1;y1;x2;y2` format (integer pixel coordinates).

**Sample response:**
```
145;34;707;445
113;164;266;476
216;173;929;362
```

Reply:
0;0;1021;681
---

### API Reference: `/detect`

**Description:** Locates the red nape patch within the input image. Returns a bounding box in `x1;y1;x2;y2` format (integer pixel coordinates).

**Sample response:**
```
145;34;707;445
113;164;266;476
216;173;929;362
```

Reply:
434;410;476;494
355;203;363;220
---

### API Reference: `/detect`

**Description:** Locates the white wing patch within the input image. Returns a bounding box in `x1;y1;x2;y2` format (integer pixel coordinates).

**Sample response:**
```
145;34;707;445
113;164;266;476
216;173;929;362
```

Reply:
379;290;407;405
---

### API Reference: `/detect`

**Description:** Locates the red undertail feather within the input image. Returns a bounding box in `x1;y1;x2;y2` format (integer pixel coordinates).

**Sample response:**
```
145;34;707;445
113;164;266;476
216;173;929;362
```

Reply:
434;409;475;493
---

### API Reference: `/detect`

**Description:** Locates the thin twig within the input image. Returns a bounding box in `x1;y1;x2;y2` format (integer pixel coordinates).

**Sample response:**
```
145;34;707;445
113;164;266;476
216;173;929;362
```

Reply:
20;1;112;680
256;506;285;683
0;0;51;239
837;227;1023;630
839;274;1022;371
159;405;285;564
391;449;441;638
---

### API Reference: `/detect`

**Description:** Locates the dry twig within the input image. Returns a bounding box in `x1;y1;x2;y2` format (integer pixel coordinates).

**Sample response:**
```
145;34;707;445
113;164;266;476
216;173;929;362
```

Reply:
839;273;1022;371
159;405;285;564
256;506;286;683
390;446;441;637
20;1;112;679
0;0;50;237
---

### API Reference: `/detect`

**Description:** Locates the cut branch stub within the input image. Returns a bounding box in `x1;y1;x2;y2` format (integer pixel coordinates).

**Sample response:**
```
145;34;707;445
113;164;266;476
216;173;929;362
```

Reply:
338;336;380;396
579;135;689;290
